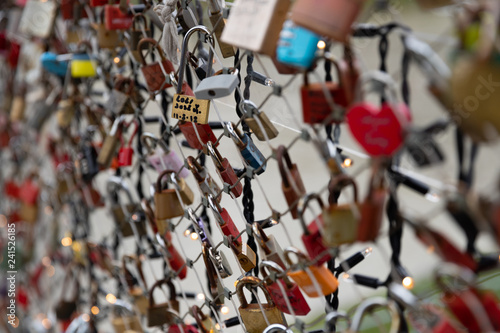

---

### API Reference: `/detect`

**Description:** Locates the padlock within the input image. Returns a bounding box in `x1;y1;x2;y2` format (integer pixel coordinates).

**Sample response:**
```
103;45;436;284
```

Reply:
55;268;79;321
168;324;200;333
107;176;147;237
118;121;138;167
208;195;241;243
187;51;214;80
141;198;168;237
405;129;445;167
97;116;124;168
284;247;338;298
129;14;149;56
187;156;221;201
112;312;144;333
40;52;69;77
277;145;306;219
346;71;412;157
207;242;233;279
105;75;134;115
154;170;186;220
260;260;311;316
322;174;361;247
358;162;387;242
91;0;119;6
122;255;148;315
194;68;239;100
105;0;133;30
241;100;279;141
227;122;267;175
71;41;96;78
192;305;218;333
202;241;225;305
179;121;218;151
345;297;401;333
141;133;189;178
28;100;53;132
20;202;38;224
19;175;40;205
164;237;188;280
176;0;198;32
93;15;123;49
276;20;320;69
290;0;364;43
207;0;235;58
138;38;174;93
9;94;25;122
301;55;354;124
207;142;242;198
324;311;351;333
229;235;257;273
297;194;332;266
252;222;286;269
18;0;57;39
79;140;99;183
147;279;179;327
221;0;290;56
236;276;286;333
171;91;211;124
60;0;88;21
56;98;75;128
436;264;500;332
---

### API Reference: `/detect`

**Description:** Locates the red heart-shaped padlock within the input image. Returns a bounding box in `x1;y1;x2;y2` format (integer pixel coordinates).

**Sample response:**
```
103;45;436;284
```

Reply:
346;102;411;157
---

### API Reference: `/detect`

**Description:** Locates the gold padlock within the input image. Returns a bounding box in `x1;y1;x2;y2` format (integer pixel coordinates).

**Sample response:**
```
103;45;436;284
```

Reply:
154;170;185;220
207;0;235;58
242;100;279;141
10;94;25;122
98;116;124;168
147;279;179;327
322;174;360;247
56;98;75;128
236;276;287;333
20;202;38;224
141;199;169;236
229;235;257;273
112;314;144;333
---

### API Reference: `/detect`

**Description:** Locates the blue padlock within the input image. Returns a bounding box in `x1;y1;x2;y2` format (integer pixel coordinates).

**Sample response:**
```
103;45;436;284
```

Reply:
276;20;321;69
227;122;267;175
40;52;69;77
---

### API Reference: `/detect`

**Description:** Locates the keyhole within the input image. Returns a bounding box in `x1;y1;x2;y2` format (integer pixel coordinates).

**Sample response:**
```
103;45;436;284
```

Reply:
208;90;216;97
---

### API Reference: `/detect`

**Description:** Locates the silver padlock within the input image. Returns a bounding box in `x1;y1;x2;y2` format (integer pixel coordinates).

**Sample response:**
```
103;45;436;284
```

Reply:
194;68;239;99
209;246;233;278
263;324;293;333
347;297;401;333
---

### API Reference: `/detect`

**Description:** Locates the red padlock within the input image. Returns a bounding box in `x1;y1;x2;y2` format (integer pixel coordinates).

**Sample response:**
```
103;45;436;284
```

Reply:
261;260;311;316
179;121;218;151
301;56;353;125
277;145;306;219
60;0;88;20
168;324;199;333
91;0;119;6
5;180;20;199
118;120;138;167
298;193;332;266
138;38;174;93
19;176;40;205
208;195;241;246
104;0;133;30
207;141;242;198
358;161;387;242
7;39;21;69
165;239;187;280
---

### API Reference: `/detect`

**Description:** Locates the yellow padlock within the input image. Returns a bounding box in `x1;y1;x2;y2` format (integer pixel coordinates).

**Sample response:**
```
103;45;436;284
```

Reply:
70;41;96;78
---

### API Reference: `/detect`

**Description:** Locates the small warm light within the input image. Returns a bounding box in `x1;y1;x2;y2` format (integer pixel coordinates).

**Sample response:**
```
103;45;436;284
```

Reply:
131;214;139;221
342;158;353;168
72;241;82;252
190;232;199;241
196;293;205;301
42;318;52;329
425;192;440;203
0;215;7;227
113;57;120;64
91;306;99;315
61;237;72;247
36;313;45;321
46;265;55;277
44;206;53;215
343;273;350;281
269;218;279;226
402;276;414;290
317;40;326;49
184;229;191;237
106;293;117;304
82;314;90;322
264;78;275;87
363;247;373;257
427;245;435;254
220;306;230;315
42;256;51;267
215;323;221;330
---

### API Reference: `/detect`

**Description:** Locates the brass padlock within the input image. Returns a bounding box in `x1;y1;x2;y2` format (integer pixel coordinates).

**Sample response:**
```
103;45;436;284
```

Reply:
322;174;360;247
111;301;144;333
147;279;179;327
20;202;38;224
56;98;75;128
236;276;287;333
229;235;257;273
277;145;306;219
154;170;186;220
192;305;219;333
241;100;279;141
10;94;25;122
93;12;123;49
98;116;124;168
207;0;235;58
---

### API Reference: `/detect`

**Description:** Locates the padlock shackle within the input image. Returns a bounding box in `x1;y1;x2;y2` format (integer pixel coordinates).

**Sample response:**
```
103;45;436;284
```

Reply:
156;169;178;193
297;193;324;235
140;198;159;234
124;119;139;148
137;37;168;66
132;13;148;31
186;156;206;182
207;141;227;171
148;278;177;306
235;276;275;307
226;122;246;149
324;310;351;333
276;145;297;189
328;174;358;205
260;260;295;288
354;70;399;106
349;297;401;333
140;132;170;155
106;176;134;205
207;194;223;220
121;254;148;291
113;75;135;95
241;99;260;118
177;25;215;95
252;222;273;255
283;247;310;268
191;305;210;333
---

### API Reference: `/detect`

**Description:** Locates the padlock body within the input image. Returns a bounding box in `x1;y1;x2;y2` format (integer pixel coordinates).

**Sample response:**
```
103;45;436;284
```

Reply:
218;158;243;197
282;165;306;219
171;93;210;124
239;304;286;333
118;147;134;166
219;208;241;244
141;60;174;93
154;190;184;220
147;149;190;178
245;111;279;141
97;134;120;168
240;134;266;175
287;265;338;297
179;122;218;150
147;304;171;327
104;4;133;30
266;280;311;315
71;54;96;78
166;243;187;279
322;204;359;246
301;215;332;266
194;74;239;100
235;243;257;272
41;52;69;76
301;82;344;124
112;315;144;333
276;21;320;69
358;188;386;242
209;11;235;58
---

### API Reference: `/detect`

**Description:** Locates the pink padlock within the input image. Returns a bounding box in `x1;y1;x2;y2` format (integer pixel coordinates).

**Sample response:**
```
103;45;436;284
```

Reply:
141;132;189;178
